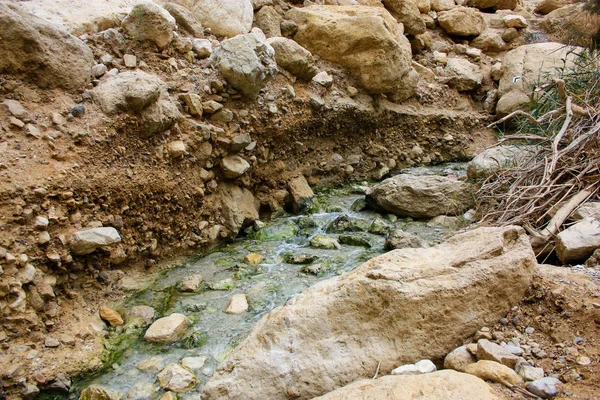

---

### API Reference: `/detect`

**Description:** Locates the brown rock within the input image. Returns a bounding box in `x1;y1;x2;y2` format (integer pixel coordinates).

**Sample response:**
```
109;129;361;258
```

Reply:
99;306;124;327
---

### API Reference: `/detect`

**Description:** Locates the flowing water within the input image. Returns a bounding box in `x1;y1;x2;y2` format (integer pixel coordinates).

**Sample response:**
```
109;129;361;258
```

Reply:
59;164;468;399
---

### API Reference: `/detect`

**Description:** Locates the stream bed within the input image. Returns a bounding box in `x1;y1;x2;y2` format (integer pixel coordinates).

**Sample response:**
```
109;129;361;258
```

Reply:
66;164;469;399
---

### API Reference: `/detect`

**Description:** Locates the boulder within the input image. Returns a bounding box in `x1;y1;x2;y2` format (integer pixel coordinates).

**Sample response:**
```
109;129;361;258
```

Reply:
438;7;484;37
495;89;530;116
444;58;482;91
444;345;476;372
70;227;122;255
217;183;259;234
467;0;517;10
0;3;93;91
535;0;573;15
381;0;426;35
122;1;176;49
572;202;600;220
366;174;475;218
266;37;318;81
467;145;537;179
541;4;600;47
555;217;600;264
254;6;283;37
213;28;277;98
144;313;188;343
287;175;315;213
202;226;536;399
157;364;196;392
163;3;204;37
286;5;417;100
91;71;164;114
465;360;522;386
190;0;253;37
221;155;251;179
313;370;501;400
497;43;581;112
384;230;428;250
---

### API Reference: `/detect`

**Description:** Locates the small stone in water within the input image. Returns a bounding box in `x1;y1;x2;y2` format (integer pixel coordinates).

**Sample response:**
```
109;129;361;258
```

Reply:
157;363;196;392
244;253;263;265
283;254;318;264
225;293;248;314
137;356;164;373
182;356;207;370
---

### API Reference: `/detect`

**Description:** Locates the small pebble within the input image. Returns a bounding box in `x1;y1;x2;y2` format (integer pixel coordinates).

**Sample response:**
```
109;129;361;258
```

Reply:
71;105;85;117
573;336;584;345
525;326;535;334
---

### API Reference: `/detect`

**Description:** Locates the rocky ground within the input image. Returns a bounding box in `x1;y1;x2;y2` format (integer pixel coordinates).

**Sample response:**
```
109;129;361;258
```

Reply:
0;0;598;398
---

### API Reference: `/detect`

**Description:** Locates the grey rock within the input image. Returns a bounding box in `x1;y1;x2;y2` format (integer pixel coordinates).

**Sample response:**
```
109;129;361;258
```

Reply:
385;230;428;250
192;39;212;58
213;28;277;98
526;377;562;399
254;6;282;37
164;3;204;37
191;0;253;37
92;71;163;114
444;345;476;372
230;133;252;152
127;305;156;327
518;365;545;381
556;217;600;264
217;183;259;234
91;63;108;77
69;227;121;255
267;37;318;81
477;339;519;369
467;145;538;179
2;99;29;120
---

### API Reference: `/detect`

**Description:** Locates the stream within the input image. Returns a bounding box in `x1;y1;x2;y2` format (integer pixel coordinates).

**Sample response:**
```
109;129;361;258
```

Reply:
61;164;468;399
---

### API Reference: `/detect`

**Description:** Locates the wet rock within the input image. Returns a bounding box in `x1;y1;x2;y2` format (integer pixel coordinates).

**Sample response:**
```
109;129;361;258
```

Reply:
467;145;537;179
225;293;249;314
326;214;369;233
465;360;522;387
300;263;326;275
310;234;341;249
314;370;501;399
477;339;519;368
287;175;314;213
217;183;259;234
209;278;235;291
202;226;536;399
287;5;416;99
137;356;165;373
367;218;393;235
367;174;475;219
157;363;196;392
0;3;93;91
339;233;372;248
80;385;118;400
527;377;562;399
182;356;207;370
391;359;436;375
254;221;299;241
191;0;253;37
127;305;156;327
444;345;476;372
444;57;482;91
213;28;277;98
144;313;188;343
164;3;204;37
122;1;176;49
221;155;251;179
177;274;204;292
267;37;318;81
555;217;600;264
384;230;428;250
69;227;121;255
99;307;123;327
283;254;318;264
438;7;484;36
244;253;263;265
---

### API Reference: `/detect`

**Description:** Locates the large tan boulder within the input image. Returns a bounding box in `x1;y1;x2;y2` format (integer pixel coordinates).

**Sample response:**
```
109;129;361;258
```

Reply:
286;5;416;100
121;1;176;49
202;226;536;399
497;43;581;114
535;0;574;15
467;0;517;10
189;0;253;37
542;4;600;47
438;7;485;36
216;183;259;235
366;174;475;218
313;370;502;400
381;0;426;35
0;3;93;91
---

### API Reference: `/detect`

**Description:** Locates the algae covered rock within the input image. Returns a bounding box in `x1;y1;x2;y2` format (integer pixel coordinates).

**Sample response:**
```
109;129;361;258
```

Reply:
310;234;341;249
254;221;299;241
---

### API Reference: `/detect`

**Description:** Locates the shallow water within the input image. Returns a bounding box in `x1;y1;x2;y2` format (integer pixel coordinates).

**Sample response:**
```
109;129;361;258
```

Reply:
61;165;467;399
